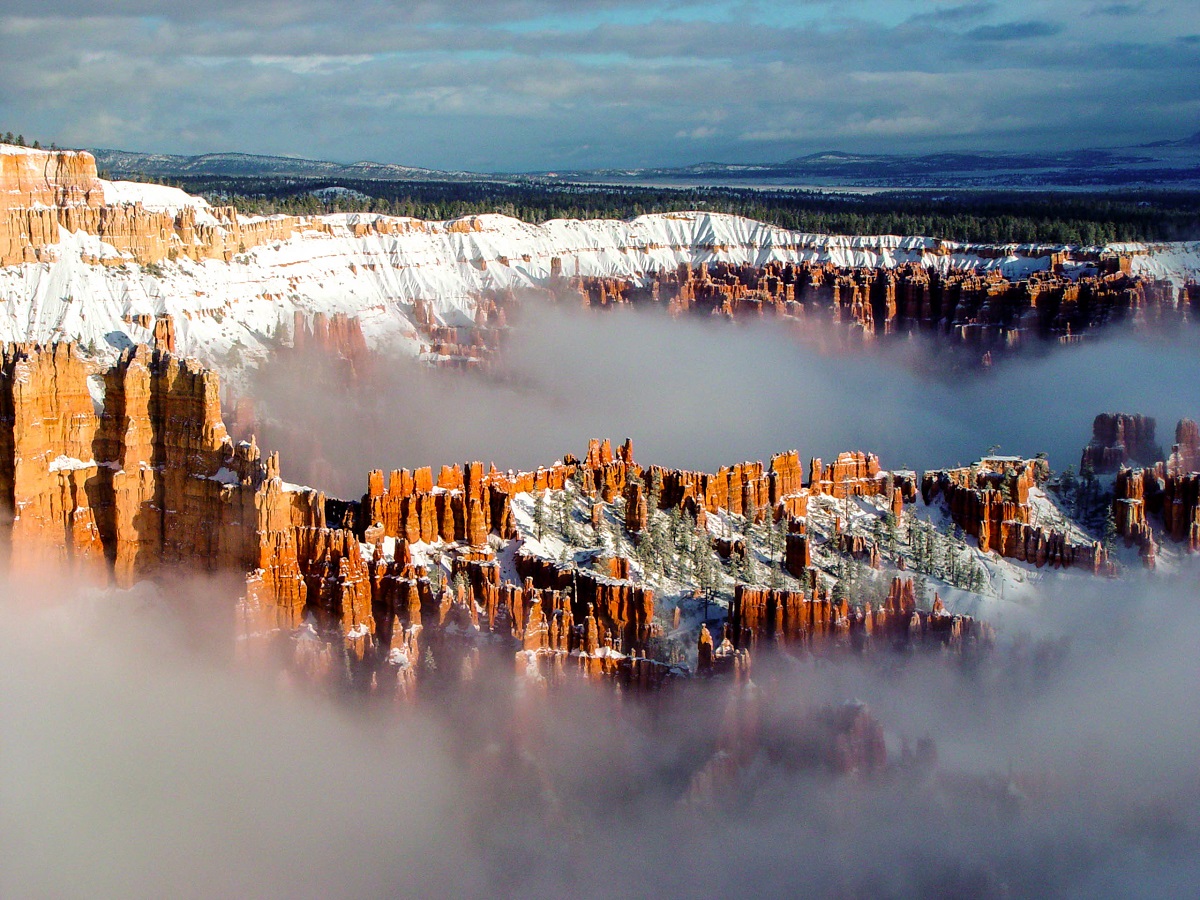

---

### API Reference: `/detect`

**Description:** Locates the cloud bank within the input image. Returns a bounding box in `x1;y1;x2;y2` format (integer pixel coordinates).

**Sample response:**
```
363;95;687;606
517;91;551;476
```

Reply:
3;565;1198;898
248;307;1200;497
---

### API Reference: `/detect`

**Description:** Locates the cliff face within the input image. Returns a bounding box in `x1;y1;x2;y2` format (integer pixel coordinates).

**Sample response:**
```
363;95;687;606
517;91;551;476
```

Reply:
1081;413;1162;473
0;146;299;266
0;147;103;211
553;258;1195;352
3;145;1198;371
10;341;1144;704
0;347;681;694
921;457;1112;573
727;577;992;654
1113;456;1200;561
0;342;320;584
1078;415;1200;568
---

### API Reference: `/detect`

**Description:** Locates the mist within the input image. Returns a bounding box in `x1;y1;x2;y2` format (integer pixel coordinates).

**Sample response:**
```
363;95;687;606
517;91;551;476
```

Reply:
248;305;1200;497
4;566;1199;899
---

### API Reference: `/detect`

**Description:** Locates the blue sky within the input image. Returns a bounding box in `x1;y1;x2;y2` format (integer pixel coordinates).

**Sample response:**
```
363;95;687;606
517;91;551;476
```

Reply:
1;1;1197;170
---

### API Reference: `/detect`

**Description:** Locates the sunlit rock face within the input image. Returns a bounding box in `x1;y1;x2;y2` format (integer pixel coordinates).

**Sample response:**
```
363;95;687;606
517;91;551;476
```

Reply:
0;341;319;585
0;145;299;267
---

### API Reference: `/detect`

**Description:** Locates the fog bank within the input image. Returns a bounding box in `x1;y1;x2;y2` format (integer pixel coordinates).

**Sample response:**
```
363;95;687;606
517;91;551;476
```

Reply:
3;569;1199;898
250;307;1200;496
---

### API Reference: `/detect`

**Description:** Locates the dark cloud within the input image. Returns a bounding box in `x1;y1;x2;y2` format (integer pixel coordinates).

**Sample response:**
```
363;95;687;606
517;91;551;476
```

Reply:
924;1;997;22
965;19;1065;41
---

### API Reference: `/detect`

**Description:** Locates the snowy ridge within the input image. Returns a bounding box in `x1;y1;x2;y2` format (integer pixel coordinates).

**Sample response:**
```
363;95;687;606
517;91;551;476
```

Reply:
100;180;219;226
2;199;1199;378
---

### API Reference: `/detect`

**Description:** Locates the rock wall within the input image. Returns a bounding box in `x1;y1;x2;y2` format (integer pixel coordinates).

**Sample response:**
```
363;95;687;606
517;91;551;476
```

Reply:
1113;459;1200;561
0;147;103;211
555;259;1190;352
0;342;324;585
728;576;992;653
0;340;1071;700
1081;413;1162;473
0;146;301;266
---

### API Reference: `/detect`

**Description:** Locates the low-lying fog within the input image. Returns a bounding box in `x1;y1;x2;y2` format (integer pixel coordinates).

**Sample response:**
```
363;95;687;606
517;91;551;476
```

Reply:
248;306;1200;497
3;572;1198;898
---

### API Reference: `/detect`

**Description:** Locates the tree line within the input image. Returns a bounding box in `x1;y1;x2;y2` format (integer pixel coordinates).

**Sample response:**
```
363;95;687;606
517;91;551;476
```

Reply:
155;173;1200;245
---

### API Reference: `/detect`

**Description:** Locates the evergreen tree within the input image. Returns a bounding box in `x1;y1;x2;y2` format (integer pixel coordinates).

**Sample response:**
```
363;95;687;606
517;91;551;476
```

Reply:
646;470;662;514
428;549;443;593
743;546;759;585
533;491;548;541
884;510;898;555
832;557;848;606
913;574;928;610
1104;506;1118;554
556;488;578;544
1059;465;1078;510
694;530;715;600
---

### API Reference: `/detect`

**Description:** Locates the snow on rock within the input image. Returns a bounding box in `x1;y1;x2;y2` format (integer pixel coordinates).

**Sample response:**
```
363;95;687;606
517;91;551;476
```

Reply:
101;180;219;226
2;205;1199;380
47;455;96;472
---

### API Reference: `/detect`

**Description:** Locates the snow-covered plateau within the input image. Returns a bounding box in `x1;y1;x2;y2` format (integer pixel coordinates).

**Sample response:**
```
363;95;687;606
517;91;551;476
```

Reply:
2;174;1199;377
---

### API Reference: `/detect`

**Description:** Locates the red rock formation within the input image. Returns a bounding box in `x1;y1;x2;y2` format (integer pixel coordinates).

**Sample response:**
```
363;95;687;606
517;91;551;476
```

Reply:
1169;418;1200;475
554;257;1191;354
624;480;648;534
515;549;656;654
0;342;326;594
728;577;992;654
1081;413;1161;473
1114;455;1200;559
923;456;1110;573
292;311;369;370
0;146;301;266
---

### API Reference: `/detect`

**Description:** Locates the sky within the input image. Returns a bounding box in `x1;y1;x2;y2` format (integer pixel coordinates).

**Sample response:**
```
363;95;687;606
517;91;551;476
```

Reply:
0;1;1198;171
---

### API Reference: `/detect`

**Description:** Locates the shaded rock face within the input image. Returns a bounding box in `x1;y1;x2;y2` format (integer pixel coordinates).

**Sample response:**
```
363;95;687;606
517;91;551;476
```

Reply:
292;311;369;373
554;258;1192;352
1113;457;1200;561
1171;418;1200;475
1081;413;1162;474
1080;415;1200;568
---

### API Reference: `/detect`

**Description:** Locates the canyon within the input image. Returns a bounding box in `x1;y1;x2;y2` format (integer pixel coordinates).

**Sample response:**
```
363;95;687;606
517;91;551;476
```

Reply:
5;143;1200;899
3;145;1196;691
6;337;1195;702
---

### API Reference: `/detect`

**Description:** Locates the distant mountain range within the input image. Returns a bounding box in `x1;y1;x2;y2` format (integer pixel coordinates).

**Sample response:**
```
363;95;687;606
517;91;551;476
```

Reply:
92;132;1200;190
542;132;1200;189
90;149;483;182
